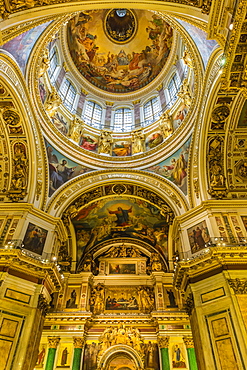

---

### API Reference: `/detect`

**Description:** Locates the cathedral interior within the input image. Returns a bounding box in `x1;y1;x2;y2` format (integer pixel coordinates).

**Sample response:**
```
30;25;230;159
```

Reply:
1;1;247;369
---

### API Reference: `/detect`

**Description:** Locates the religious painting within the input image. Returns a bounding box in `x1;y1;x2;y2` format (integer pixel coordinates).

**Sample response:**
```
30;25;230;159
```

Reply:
65;286;80;309
2;22;51;73
104;286;139;311
112;140;131;156
106;355;137;370
39;78;47;104
146;132;163;150
36;343;47;368
73;197;169;266
56;343;73;368
67;10;173;93
237;101;247;127
144;342;160;370
46;140;93;196
241;216;247;232
51;112;69;136
23;222;48;255
109;263;136;274
79;134;98;152
187;220;210;254
146;137;191;195
82;342;100;370
171;344;187;368
172;104;188;130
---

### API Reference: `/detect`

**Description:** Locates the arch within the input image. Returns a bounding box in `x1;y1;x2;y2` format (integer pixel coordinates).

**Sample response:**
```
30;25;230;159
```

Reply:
98;345;144;370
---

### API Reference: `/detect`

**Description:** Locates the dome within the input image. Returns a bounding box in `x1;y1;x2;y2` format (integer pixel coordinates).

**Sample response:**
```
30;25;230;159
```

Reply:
67;10;173;94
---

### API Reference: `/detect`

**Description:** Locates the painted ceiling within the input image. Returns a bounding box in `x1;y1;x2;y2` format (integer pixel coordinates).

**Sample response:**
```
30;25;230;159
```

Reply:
67;9;173;93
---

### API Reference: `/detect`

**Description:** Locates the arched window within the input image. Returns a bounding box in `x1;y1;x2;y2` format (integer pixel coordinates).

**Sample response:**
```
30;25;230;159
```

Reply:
168;73;181;103
143;97;160;126
114;108;132;132
83;101;102;129
59;79;76;112
48;47;59;84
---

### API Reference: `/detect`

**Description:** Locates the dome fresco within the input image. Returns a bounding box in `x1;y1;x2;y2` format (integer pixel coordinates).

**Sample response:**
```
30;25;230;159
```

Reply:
67;10;173;93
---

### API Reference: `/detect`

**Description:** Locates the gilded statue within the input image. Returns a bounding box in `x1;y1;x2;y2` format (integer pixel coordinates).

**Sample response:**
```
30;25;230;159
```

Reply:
10;143;28;196
138;286;155;313
39;49;50;78
210;160;225;187
182;49;193;69
159;110;173;138
44;86;62;117
177;78;192;107
98;324;144;356
131;130;145;154
68;116;84;143
98;131;112;155
104;245;142;258
90;283;104;314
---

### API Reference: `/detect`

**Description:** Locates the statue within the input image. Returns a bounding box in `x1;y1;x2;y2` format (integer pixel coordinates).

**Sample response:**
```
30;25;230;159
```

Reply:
138;286;155;313
182;49;193;69
69;116;84;143
98;131;112;155
44;86;62;117
39;49;50;78
210;160;225;187
159;110;173;138
91;283;104;314
131;130;145;154
177;78;192;107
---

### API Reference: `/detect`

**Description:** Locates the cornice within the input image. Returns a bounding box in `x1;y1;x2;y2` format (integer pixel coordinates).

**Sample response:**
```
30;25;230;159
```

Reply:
174;246;247;291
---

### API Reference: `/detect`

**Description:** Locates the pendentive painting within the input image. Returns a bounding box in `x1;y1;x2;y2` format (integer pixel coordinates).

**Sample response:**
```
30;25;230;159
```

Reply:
146;137;191;195
187;220;210;254
23;222;48;255
67;10;173;93
46;140;93;197
72;196;170;266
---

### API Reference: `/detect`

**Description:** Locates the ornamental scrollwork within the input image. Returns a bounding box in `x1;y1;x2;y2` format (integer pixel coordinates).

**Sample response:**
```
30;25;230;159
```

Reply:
183;336;194;348
157;335;169;348
8;142;28;201
184;293;194;316
47;336;60;349
37;293;49;316
73;337;85;348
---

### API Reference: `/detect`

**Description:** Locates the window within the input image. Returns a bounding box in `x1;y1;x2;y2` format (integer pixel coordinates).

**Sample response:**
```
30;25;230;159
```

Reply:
168;73;181;103
59;79;76;112
113;108;132;132
48;47;59;84
83;101;102;129
143;97;160;126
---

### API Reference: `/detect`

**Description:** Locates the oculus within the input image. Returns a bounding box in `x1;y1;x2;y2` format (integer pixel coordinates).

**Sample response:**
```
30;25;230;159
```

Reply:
104;9;137;44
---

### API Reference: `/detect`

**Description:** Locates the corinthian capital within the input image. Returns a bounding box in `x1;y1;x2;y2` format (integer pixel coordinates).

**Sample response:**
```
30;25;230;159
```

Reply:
73;337;85;348
157;335;169;348
48;336;60;348
183;336;194;348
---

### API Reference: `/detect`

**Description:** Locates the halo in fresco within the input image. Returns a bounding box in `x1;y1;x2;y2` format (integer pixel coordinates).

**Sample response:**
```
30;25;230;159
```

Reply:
67;10;173;93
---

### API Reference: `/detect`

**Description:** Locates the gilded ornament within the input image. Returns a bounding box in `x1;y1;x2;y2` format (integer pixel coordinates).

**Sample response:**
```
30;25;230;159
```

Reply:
184;293;194;316
37;293;49;316
159;110;173;139
90;283;105;315
8;142;28;201
73;337;85;348
48;336;60;348
157;336;169;348
98;131;113;155
2;109;22;134
228;278;247;294
44;86;62;117
38;49;50;78
183;336;194;348
131;130;145;154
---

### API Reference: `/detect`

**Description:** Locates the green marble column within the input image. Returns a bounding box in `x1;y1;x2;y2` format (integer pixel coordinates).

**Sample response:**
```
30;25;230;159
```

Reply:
45;337;60;370
72;337;85;370
183;337;198;370
158;336;170;370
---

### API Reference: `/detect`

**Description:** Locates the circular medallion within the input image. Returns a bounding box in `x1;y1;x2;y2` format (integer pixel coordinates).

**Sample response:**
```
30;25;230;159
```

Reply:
104;9;137;44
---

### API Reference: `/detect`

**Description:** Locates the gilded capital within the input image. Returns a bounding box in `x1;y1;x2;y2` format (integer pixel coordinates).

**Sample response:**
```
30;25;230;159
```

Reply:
228;278;247;294
183;336;194;348
48;336;60;348
157;335;169;348
73;337;85;348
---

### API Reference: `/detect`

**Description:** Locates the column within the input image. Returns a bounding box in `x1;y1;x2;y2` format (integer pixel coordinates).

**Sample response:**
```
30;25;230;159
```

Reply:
76;90;86;116
72;337;85;370
183;337;198;370
104;102;113;129
133;100;141;128
158;336;170;370
158;85;166;110
45;337;60;370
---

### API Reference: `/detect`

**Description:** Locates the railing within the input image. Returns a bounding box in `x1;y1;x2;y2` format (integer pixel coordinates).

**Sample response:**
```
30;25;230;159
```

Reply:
0;239;54;263
178;237;247;262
